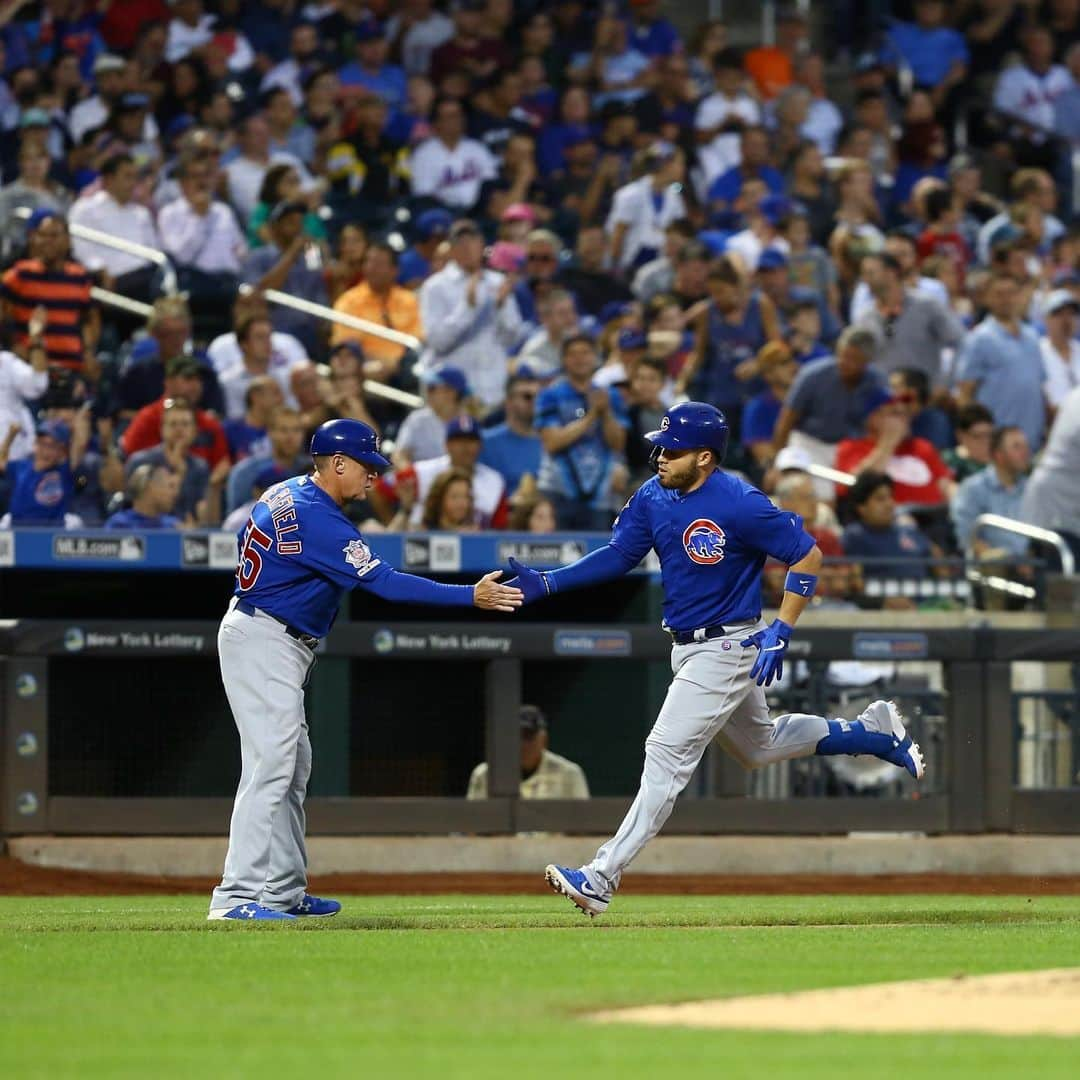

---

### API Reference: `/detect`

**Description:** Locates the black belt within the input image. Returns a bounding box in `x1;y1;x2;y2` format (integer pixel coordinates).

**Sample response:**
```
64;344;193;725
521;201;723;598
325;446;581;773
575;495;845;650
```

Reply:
669;623;729;646
234;599;320;650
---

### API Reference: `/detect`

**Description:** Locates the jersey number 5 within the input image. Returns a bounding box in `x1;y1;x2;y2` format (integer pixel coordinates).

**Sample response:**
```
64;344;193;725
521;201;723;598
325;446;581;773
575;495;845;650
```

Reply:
237;521;273;591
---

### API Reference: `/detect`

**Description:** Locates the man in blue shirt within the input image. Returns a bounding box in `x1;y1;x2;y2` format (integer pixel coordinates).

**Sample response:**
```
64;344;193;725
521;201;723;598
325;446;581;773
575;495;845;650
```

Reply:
479;371;542;497
104;462;183;530
398;208;453;288
626;0;682;58
209;419;521;922
955;274;1047;451
842;471;932;584
950;426;1031;557
337;22;407;111
536;334;630;530
707;127;785;211
883;0;969;95
507;402;925;917
0;418;87;527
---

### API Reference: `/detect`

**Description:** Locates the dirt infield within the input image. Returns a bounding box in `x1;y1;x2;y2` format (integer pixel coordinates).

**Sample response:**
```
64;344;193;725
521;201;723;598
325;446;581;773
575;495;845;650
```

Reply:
5;855;1080;897
592;969;1080;1037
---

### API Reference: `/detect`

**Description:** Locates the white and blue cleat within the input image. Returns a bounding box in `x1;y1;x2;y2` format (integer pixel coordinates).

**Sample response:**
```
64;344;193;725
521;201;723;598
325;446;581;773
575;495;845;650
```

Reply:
207;902;296;922
545;864;611;918
286;894;341;917
861;699;926;779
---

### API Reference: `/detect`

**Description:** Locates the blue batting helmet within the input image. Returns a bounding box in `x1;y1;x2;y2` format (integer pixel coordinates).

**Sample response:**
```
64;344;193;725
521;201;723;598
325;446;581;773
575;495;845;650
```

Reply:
645;402;730;465
310;418;390;472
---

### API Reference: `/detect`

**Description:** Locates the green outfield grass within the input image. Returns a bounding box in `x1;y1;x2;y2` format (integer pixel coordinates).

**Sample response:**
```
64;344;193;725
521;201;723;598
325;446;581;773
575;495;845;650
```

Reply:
3;895;1080;1079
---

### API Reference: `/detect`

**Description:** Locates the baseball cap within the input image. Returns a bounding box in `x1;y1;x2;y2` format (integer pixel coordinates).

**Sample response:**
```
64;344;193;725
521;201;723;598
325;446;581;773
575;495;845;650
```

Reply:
94;54;126;75
446;415;482;440
26;208;63;233
20;108;51;129
330;340;365;360
617;328;647;351
449;219;482;241
774;446;812;472
269;199;307;223
420;364;469;397
355;19;384;42
861;385;896;421
1045;288;1080;316
520;705;548;734
947;152;978;177
854;51;884;74
501;203;537;225
165;354;201;378
414;208;452;241
759;195;792;227
487;241;525;274
36;419;71;446
597;300;632;325
758;248;789;271
562;126;594;151
698;229;731;256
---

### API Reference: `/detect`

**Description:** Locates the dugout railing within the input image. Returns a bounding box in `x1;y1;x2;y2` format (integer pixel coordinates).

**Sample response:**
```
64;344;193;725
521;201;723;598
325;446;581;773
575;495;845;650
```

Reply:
3;618;1080;839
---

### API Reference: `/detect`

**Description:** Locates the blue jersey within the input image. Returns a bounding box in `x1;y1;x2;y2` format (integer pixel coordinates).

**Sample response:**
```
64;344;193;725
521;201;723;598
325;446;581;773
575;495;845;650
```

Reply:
609;471;814;632
6;459;73;525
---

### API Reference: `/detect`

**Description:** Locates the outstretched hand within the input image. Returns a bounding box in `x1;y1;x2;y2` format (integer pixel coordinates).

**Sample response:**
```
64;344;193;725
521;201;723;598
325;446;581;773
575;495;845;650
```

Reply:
506;556;554;605
740;618;792;687
473;570;523;613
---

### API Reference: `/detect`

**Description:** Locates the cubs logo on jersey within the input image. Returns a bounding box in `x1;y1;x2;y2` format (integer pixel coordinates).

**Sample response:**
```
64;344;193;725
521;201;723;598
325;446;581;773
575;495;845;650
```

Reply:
682;518;726;565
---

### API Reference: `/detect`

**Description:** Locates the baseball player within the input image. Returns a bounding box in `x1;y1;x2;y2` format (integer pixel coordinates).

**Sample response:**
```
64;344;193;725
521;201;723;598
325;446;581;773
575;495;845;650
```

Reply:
209;418;522;922
506;401;924;917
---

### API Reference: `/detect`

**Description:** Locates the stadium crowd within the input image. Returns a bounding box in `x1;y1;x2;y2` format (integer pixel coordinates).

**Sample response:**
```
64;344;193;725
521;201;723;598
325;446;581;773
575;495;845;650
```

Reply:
1;0;1080;602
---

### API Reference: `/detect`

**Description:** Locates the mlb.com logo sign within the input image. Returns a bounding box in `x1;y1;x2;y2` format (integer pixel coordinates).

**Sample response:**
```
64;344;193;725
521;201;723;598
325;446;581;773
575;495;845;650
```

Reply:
683;519;726;565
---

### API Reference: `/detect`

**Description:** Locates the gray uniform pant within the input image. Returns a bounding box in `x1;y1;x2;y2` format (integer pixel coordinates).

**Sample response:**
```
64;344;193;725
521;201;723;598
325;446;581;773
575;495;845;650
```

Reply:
589;622;829;892
210;601;316;912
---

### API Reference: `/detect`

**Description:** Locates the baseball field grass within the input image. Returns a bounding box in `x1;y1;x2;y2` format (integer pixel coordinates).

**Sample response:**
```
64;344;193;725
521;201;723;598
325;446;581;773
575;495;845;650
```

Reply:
3;894;1080;1079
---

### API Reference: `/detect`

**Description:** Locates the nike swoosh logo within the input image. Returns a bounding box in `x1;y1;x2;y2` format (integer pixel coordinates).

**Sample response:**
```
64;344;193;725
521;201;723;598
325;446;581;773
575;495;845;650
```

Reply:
762;643;786;652
578;879;601;898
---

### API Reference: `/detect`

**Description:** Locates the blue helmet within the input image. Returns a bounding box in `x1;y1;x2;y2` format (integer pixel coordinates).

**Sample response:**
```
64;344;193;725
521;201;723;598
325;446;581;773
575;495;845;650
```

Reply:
645;402;730;464
309;418;390;472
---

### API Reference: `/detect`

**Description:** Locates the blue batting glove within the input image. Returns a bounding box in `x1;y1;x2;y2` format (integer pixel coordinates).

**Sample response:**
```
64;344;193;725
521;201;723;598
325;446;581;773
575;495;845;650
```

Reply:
506;557;554;605
740;618;792;687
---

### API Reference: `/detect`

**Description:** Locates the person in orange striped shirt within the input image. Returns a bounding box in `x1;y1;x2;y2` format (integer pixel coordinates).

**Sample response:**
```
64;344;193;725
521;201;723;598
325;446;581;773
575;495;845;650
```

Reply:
330;242;422;382
1;212;99;379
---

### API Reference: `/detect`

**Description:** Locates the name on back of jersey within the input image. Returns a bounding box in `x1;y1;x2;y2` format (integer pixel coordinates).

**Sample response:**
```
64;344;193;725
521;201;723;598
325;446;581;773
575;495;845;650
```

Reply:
264;481;302;555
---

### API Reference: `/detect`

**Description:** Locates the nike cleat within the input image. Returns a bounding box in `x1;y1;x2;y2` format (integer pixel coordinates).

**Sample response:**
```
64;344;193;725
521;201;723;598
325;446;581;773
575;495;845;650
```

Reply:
545;864;611;918
860;699;926;779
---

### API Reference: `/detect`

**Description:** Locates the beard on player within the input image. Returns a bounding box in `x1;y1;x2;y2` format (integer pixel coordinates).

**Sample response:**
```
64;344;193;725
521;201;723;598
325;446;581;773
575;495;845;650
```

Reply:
654;447;713;491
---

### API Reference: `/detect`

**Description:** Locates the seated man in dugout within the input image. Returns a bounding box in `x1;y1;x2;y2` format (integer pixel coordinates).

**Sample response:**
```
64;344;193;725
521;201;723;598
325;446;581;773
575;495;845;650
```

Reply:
467;705;589;800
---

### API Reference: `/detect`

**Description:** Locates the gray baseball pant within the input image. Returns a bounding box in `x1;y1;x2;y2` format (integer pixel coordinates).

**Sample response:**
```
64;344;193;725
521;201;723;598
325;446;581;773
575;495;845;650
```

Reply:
589;621;829;892
210;602;315;913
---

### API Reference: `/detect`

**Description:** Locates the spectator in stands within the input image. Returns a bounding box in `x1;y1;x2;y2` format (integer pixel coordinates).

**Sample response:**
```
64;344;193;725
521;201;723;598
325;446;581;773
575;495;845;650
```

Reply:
632;220;696;304
517;289;578;379
707;126;784;212
944;403;995;483
206;292;308;377
854;251;965;391
771;327;885;480
385;0;455;76
159;153;246;291
508;486;558;533
916;184;972;283
956;274;1047;452
950;425;1031;558
397;209;452;290
408;96;497;213
69;153;160;303
224;375;283;462
221;464;282;534
418;218;523;411
479;371;542;498
889;368;953;450
419;466;478;532
331;242;422;383
883;0;968;111
104;462;182;530
0;143;70;262
68;53;133;143
536;333;629;531
1;212;97;376
849;230;949;322
624;355;667;490
742;342;798;469
977;168;1064;265
241;199;327;356
262;87;317;167
1040;290;1080;416
124;397;219;525
338;21;406;110
842;471;933;596
247;162;325;249
429;0;509;88
745;7;807;100
513;229;565;327
218;316;295;421
694;48;761;191
467;704;589;799
677;256;781;430
0;416;90;528
0;308;50;462
121;355;229;469
1021;386;1080;562
835;387;954;508
605;142;686;274
225;405;307;514
224;114;306;226
727;195;792;275
557;225;635;317
393;364;469;467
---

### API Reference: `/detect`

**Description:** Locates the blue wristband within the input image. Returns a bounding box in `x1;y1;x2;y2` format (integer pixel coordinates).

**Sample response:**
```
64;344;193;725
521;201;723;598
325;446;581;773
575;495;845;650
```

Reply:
784;571;818;598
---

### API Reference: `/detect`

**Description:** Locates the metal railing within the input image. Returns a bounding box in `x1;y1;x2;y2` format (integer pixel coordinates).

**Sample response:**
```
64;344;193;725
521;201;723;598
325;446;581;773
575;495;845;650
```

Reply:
969;513;1075;576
